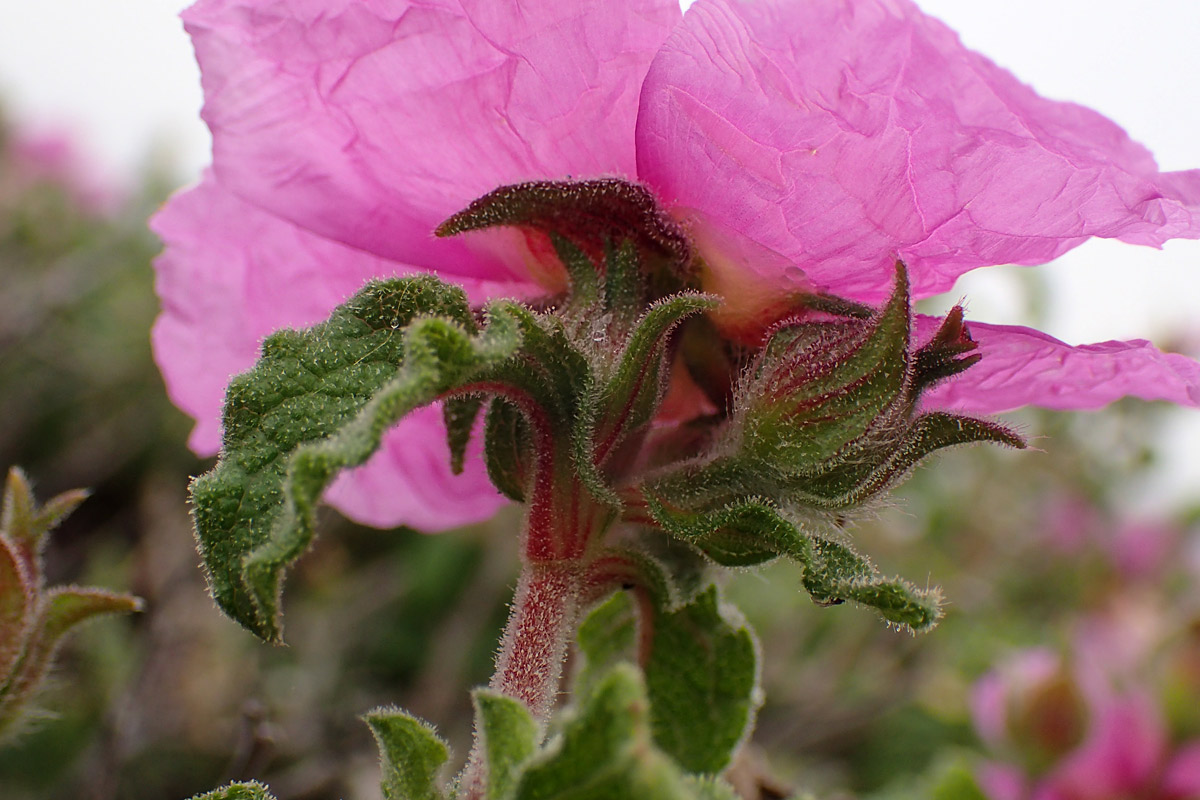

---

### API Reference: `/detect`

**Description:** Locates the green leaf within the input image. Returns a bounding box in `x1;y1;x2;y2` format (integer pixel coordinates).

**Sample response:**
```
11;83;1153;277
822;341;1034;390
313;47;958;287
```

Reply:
511;664;693;800
188;782;278;800
365;707;449;800
644;587;758;774
0;470;141;741
473;690;539;799
190;277;523;641
575;591;639;699
576;575;759;774
0;536;33;680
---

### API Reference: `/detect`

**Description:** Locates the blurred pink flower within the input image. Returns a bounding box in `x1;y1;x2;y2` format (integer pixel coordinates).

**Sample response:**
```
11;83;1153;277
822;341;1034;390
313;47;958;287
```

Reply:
153;0;1200;530
973;645;1200;800
3;124;116;213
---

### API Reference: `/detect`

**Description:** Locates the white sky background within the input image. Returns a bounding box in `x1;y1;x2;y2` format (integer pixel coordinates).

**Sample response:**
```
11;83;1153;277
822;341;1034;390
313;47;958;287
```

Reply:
0;0;1198;509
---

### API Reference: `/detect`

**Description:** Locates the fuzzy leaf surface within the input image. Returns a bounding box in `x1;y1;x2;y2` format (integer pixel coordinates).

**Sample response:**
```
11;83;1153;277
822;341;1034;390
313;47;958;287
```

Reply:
643;586;758;774
643;494;942;631
511;664;693;800
365;707;449;800
577;581;758;774
473;690;539;799
189;783;278;800
190;277;523;640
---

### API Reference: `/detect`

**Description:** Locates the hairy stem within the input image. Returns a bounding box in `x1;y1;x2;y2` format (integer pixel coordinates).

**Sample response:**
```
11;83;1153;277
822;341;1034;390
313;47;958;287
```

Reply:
458;559;584;798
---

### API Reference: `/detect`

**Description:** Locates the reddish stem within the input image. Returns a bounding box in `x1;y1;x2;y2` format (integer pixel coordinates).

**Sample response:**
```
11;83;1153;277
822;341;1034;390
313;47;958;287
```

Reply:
457;560;584;798
491;561;583;720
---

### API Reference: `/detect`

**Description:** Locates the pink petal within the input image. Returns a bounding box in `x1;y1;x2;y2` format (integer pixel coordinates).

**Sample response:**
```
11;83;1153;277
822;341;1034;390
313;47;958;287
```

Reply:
637;0;1200;305
151;173;510;530
1039;691;1166;797
185;0;681;283
916;317;1200;413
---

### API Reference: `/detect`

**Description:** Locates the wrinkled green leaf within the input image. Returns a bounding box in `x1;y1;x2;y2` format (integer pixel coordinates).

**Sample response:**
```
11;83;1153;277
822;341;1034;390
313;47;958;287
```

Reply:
365;707;449;800
190;277;523;641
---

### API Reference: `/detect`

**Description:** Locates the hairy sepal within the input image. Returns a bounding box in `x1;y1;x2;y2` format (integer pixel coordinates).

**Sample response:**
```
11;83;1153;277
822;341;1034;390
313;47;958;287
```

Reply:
634;265;1021;631
190;277;523;642
642;492;942;631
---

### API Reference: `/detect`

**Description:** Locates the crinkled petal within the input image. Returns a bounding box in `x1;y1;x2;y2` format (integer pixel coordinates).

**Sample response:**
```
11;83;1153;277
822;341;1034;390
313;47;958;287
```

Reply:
637;0;1200;304
151;172;512;530
917;317;1200;413
185;0;681;283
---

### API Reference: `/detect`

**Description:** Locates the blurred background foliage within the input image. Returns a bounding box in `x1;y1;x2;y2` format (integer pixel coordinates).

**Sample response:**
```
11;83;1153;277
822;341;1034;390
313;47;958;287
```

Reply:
0;108;1197;800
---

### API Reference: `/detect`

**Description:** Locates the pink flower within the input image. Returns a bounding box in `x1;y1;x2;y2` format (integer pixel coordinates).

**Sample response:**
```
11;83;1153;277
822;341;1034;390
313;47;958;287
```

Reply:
2;124;117;213
154;0;1200;531
972;644;1200;800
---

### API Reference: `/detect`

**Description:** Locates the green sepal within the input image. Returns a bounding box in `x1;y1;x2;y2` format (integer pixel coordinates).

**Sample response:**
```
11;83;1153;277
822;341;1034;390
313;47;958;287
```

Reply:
435;179;691;274
444;395;485;475
641;493;942;631
472;690;539;799
484;399;533;503
190;277;523;641
365;706;450;800
796;412;1025;508
911;306;982;396
510;664;693;800
801;537;942;632
188;782;278;800
585;293;717;470
737;264;912;474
